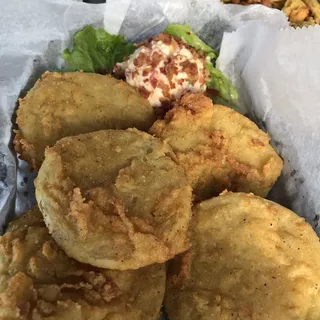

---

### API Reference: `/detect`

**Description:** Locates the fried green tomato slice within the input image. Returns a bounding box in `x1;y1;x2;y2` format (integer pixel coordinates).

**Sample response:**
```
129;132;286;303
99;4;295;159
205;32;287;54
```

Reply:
0;207;165;320
150;93;283;200
35;129;192;270
14;72;156;170
165;192;320;320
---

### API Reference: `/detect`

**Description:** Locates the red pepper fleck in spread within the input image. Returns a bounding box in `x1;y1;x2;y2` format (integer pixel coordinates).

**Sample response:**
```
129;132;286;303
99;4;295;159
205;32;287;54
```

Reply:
114;33;207;108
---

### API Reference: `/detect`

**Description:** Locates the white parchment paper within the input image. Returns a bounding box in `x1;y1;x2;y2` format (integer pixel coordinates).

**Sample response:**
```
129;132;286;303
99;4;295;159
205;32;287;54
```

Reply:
0;0;105;230
2;0;319;235
218;23;320;232
104;0;320;235
1;0;319;319
0;0;289;234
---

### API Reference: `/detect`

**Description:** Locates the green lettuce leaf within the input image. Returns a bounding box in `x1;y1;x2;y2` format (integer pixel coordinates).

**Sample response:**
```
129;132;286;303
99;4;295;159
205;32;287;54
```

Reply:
206;59;239;106
63;25;136;74
165;24;217;58
165;24;238;106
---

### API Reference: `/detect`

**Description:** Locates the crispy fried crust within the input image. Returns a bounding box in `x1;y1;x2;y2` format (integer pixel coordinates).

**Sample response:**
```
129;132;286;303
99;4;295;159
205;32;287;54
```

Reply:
165;192;320;320
0;207;165;320
35;129;192;270
150;93;283;200
14;72;156;170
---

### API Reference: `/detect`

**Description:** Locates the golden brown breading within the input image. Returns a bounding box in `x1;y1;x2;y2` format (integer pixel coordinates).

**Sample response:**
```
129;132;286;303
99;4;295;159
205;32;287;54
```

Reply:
283;0;310;23
35;129;192;270
14;72;156;170
150;93;283;200
165;192;320;320
0;207;165;320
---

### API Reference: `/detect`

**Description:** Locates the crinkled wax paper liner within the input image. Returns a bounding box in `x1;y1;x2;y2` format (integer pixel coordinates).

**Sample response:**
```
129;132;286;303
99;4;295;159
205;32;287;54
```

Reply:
0;0;287;233
218;23;320;233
